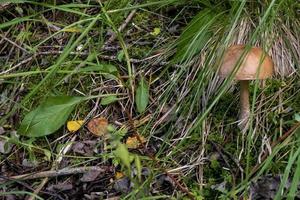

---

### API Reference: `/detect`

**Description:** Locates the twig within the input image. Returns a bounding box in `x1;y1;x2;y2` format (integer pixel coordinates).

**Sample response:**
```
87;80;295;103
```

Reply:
0;56;34;75
28;178;48;200
7;166;112;181
164;171;195;200
0;34;29;53
26;134;77;200
104;9;137;46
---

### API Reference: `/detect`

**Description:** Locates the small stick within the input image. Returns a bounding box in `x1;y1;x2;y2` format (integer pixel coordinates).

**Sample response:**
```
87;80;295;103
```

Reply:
0;34;29;53
26;134;77;200
7;166;112;181
104;9;137;46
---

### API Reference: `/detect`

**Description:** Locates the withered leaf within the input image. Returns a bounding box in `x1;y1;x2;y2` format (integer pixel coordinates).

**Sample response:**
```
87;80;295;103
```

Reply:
87;117;108;137
126;135;146;149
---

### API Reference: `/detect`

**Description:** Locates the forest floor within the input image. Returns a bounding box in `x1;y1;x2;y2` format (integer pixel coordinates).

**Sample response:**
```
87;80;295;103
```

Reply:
0;1;300;200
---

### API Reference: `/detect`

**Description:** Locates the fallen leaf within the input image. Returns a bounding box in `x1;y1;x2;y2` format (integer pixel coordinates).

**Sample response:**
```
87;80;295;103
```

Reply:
0;140;12;154
80;170;102;182
72;140;97;156
47;182;73;192
113;177;131;193
150;27;161;36
22;159;39;168
67;120;84;132
87;117;108;137
126;135;146;149
115;172;125;179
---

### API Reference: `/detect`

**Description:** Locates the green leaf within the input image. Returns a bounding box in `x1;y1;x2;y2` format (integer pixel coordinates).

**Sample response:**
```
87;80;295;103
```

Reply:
18;96;84;137
114;143;131;169
79;64;118;74
150;27;161;36
173;8;224;63
100;95;118;105
294;113;300;122
135;77;149;113
43;149;51;161
287;152;300;200
117;50;124;62
135;155;142;181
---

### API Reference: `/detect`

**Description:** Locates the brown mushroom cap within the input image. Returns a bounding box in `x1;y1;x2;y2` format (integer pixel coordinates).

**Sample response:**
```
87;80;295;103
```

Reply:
219;45;274;80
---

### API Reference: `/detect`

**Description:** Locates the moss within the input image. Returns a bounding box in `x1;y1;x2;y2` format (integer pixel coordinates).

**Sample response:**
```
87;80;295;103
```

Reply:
128;45;152;59
210;156;220;170
207;132;224;144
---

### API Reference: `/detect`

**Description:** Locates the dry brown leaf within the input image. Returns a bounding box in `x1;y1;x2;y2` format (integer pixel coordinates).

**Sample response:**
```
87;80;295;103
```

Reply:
87;117;108;137
126;135;146;149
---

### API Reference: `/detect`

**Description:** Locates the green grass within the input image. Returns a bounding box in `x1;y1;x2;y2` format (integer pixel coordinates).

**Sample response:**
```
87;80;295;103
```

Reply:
0;0;299;199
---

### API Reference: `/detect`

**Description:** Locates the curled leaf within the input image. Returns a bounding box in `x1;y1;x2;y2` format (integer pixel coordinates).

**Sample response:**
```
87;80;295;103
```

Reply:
115;171;125;179
67;120;84;132
126;135;146;149
150;27;161;36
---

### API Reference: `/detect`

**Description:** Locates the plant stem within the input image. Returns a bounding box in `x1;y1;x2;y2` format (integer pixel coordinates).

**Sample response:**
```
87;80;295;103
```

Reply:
239;80;250;131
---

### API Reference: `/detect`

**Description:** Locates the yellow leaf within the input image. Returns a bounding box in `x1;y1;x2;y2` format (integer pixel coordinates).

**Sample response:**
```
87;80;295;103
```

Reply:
87;117;108;137
126;135;146;149
150;27;161;36
67;120;84;132
115;172;125;179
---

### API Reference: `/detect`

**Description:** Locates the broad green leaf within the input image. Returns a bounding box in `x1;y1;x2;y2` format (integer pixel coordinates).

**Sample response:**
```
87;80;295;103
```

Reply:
18;96;84;137
101;95;118;105
114;143;131;169
135;77;149;113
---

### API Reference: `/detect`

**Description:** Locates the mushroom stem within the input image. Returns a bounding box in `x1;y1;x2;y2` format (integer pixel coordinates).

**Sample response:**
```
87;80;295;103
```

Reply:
239;80;250;131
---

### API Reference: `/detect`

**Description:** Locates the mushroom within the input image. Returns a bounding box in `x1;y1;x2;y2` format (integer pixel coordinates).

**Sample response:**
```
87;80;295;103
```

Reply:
219;45;274;131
